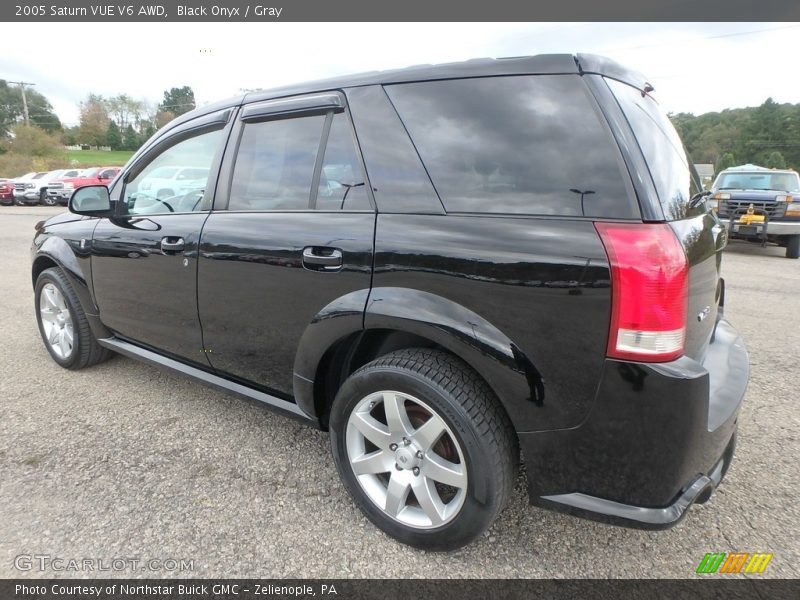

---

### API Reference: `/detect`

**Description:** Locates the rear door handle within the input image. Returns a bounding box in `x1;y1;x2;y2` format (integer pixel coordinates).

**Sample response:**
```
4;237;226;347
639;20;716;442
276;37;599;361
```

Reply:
161;237;185;254
302;247;343;271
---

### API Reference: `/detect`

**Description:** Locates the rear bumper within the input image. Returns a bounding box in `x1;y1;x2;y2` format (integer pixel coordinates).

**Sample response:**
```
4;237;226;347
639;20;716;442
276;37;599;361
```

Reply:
537;433;736;529
520;317;748;529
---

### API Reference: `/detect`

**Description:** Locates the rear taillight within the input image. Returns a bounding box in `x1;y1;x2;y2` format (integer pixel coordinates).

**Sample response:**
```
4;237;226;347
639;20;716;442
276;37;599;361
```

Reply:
595;223;688;362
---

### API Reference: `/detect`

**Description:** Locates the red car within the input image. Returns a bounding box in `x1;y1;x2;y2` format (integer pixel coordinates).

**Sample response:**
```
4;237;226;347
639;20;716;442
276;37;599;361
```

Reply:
0;179;14;205
46;166;121;205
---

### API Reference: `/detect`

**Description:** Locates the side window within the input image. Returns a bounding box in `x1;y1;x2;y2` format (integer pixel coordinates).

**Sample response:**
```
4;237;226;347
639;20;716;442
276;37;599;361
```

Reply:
229;115;324;211
385;76;637;218
316;113;370;211
346;86;442;214
123;127;223;215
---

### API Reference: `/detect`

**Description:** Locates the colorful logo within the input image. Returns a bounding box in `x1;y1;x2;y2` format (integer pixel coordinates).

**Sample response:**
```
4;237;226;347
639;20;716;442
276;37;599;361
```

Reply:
696;552;773;574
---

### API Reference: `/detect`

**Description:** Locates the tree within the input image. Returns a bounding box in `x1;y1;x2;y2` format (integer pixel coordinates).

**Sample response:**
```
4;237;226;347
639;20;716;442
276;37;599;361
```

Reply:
122;124;140;151
106;94;143;131
716;152;737;172
0;123;66;174
78;94;110;147
106;121;122;150
2;124;63;157
159;86;195;117
0;80;62;136
765;151;786;169
155;110;176;129
62;125;79;147
670;99;800;171
141;122;156;143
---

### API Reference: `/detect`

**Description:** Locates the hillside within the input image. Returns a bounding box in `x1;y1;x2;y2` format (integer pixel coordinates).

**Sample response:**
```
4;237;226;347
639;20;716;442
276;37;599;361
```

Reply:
670;98;800;171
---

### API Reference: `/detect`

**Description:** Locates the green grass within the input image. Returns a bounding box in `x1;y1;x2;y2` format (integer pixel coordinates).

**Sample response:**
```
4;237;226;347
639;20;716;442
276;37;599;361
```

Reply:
65;149;134;167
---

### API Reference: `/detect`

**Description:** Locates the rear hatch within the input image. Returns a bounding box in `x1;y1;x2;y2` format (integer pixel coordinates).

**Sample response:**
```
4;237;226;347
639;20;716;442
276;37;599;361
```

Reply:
604;77;724;362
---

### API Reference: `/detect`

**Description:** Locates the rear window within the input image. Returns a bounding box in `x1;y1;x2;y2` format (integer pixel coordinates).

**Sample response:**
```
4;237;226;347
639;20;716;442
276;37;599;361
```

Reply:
385;75;636;218
606;78;701;220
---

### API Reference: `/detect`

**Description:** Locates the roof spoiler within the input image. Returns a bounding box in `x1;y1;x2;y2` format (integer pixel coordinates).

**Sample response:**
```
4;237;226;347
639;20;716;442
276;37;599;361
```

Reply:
575;54;655;94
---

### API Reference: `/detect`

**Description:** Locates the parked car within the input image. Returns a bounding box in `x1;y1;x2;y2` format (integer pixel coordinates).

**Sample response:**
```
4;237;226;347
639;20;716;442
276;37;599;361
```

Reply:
14;171;49;205
39;169;82;206
129;166;211;212
138;166;211;198
31;54;748;551
45;166;121;205
707;163;800;258
0;179;14;205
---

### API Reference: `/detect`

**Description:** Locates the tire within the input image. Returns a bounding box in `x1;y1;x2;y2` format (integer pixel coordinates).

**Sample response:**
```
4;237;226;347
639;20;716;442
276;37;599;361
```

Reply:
40;190;56;206
786;235;800;259
35;267;111;370
329;348;518;551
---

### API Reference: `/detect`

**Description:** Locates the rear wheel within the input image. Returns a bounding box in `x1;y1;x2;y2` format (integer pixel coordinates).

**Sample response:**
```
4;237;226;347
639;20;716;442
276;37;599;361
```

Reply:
329;348;517;551
35;267;111;369
786;235;800;259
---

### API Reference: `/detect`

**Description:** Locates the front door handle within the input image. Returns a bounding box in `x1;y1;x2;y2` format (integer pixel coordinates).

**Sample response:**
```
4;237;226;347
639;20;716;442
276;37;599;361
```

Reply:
302;247;343;271
161;237;185;254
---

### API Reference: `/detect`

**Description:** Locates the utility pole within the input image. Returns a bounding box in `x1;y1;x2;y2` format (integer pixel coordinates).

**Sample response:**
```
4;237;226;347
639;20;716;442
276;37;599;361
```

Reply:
7;81;36;125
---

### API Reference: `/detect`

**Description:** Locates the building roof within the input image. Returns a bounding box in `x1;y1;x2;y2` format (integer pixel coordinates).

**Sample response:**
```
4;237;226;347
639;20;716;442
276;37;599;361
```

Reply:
694;164;714;178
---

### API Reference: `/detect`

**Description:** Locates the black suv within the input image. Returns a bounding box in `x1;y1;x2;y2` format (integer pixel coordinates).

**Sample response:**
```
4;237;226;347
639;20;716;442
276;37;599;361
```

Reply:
31;54;748;551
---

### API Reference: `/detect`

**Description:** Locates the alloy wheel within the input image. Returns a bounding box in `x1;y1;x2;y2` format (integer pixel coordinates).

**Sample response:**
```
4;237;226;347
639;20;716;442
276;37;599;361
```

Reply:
345;390;468;529
39;283;74;359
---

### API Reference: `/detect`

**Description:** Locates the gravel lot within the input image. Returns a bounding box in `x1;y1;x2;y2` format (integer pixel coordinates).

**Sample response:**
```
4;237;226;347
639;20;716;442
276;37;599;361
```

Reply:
1;205;798;579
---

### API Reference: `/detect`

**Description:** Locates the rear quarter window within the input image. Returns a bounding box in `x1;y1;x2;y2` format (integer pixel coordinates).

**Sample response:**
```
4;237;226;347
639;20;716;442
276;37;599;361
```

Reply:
384;75;637;218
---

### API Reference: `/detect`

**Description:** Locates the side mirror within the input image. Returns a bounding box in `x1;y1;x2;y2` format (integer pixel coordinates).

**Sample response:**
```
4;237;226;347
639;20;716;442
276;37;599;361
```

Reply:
69;185;114;217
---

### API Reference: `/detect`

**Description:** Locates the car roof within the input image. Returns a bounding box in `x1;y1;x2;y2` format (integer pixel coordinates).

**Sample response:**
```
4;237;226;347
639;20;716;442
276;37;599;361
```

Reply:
153;53;650;141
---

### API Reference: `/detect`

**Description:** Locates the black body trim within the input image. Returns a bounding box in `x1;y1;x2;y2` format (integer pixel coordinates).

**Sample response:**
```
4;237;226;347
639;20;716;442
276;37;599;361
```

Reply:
98;337;315;424
241;92;345;121
538;434;735;529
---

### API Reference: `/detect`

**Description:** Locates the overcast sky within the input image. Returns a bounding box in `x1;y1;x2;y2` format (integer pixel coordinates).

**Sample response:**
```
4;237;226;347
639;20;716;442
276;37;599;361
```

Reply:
3;22;799;126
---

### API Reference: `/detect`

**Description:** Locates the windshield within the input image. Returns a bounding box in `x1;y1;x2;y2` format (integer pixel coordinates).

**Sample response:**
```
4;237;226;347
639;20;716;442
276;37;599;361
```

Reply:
79;168;100;177
715;171;800;193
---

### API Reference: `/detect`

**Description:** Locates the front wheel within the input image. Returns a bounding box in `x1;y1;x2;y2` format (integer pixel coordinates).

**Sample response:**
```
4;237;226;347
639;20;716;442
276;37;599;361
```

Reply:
329;348;518;551
786;235;800;259
35;267;111;369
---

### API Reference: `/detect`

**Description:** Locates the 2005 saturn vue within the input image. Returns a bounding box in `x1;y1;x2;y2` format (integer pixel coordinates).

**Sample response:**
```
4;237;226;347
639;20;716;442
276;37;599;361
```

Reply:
31;54;749;550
